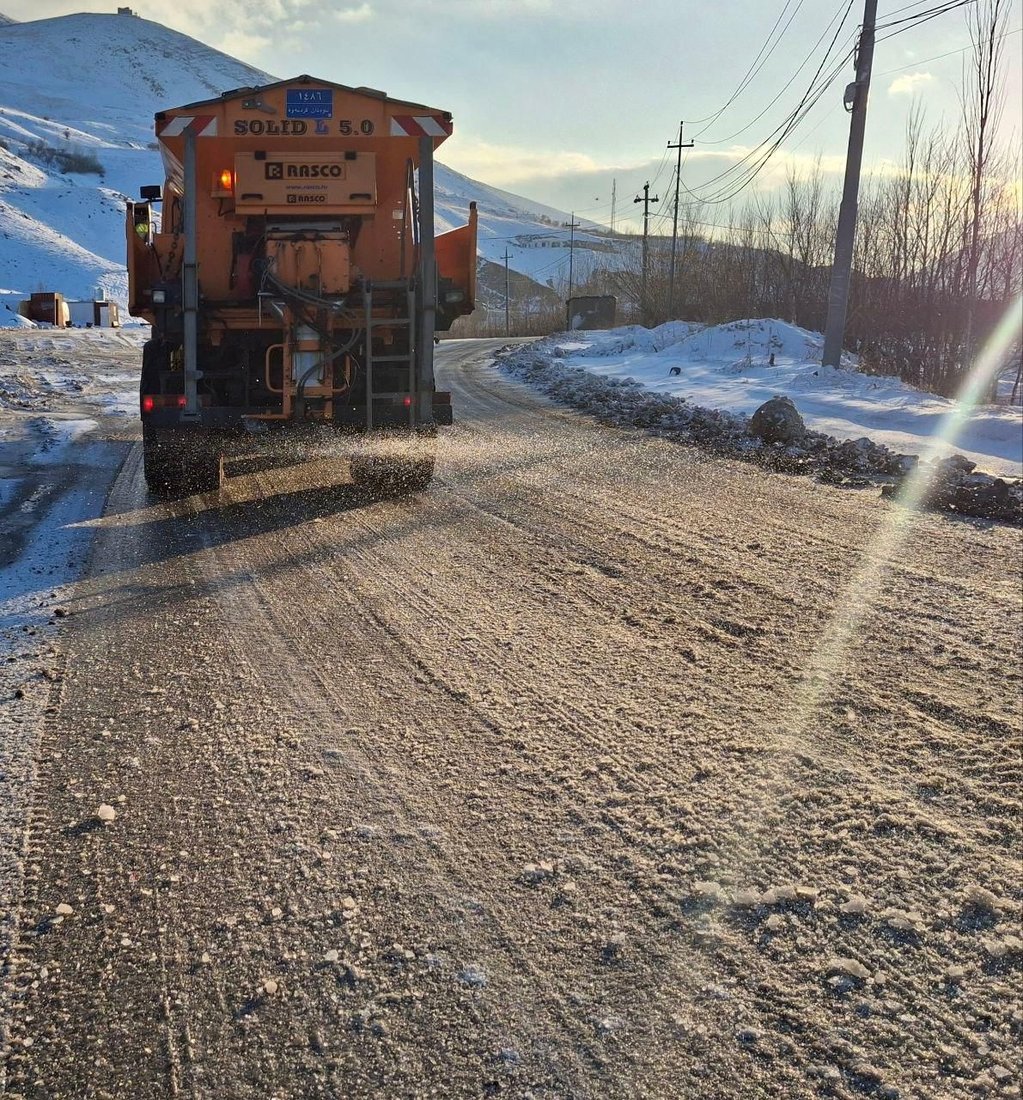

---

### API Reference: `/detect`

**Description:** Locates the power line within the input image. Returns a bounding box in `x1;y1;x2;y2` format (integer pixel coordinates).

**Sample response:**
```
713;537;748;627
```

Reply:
880;0;942;16
689;0;808;134
696;0;857;145
875;0;977;30
875;23;1021;72
679;0;979;209
683;31;857;204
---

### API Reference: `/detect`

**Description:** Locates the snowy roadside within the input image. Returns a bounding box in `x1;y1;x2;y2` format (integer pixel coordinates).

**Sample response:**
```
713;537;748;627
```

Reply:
497;319;1023;523
0;326;142;1070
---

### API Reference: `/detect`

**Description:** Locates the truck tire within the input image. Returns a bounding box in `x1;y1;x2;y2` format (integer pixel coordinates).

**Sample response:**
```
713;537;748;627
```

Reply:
350;454;435;497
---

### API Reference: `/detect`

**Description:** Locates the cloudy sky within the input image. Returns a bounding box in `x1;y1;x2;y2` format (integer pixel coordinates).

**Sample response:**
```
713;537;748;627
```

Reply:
4;0;1021;229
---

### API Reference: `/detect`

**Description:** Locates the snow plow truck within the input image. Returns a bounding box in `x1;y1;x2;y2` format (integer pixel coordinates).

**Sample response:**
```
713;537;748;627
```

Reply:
126;76;478;494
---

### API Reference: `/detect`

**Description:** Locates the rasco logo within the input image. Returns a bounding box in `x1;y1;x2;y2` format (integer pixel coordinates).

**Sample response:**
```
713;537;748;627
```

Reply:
265;162;342;180
287;194;327;204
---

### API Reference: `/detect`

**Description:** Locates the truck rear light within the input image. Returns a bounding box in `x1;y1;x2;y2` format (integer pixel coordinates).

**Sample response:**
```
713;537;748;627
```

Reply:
403;396;413;408
212;169;234;197
142;395;189;413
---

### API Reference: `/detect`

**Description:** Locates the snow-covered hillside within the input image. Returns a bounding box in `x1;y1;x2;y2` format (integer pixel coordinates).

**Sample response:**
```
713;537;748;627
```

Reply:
435;162;623;288
0;13;271;315
0;12;612;321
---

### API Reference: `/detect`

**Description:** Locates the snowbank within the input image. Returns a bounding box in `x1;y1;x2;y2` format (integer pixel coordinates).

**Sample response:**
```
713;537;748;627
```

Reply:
499;321;1023;522
0;307;33;329
542;318;1023;478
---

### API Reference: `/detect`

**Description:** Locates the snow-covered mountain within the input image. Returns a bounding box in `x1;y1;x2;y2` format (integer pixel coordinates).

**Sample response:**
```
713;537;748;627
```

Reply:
0;12;620;321
0;13;273;314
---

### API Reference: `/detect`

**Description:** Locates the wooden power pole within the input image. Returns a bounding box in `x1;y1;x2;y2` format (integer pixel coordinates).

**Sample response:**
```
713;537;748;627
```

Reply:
504;247;510;336
667;121;693;322
822;0;878;367
634;182;659;326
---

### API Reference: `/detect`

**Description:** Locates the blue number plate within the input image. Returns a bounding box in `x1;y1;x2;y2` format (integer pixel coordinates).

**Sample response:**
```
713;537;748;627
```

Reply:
286;89;333;119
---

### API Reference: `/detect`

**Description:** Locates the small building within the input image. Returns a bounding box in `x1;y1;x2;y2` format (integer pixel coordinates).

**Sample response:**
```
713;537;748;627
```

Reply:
21;292;69;327
67;299;121;327
566;295;616;331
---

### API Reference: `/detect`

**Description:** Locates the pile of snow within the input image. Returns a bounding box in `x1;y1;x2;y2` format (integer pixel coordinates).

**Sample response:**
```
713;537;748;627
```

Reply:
0;305;32;328
499;318;1023;522
539;318;1023;478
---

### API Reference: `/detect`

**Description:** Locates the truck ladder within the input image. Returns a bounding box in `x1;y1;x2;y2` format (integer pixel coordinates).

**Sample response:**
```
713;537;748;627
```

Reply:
361;280;417;431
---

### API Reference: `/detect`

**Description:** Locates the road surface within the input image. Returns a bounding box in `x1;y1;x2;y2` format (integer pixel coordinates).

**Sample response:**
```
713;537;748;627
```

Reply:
2;337;1021;1098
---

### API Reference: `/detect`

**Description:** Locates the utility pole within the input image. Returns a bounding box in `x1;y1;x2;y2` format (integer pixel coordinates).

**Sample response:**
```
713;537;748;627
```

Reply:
504;247;510;336
667;121;693;321
610;178;617;235
567;212;581;300
634;182;659;326
822;0;878;368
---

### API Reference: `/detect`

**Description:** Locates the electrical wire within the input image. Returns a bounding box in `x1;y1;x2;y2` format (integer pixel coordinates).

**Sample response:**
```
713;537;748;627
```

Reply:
697;0;858;145
680;0;978;209
686;46;855;205
682;23;857;204
879;0;942;16
688;0;807;133
875;0;977;31
875;24;1021;73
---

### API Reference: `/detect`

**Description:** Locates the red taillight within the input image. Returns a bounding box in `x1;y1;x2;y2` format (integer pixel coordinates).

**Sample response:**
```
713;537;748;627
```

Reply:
142;395;187;413
403;396;413;408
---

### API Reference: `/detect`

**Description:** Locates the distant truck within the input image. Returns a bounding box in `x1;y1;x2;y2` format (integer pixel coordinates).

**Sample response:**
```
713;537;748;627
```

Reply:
126;75;478;494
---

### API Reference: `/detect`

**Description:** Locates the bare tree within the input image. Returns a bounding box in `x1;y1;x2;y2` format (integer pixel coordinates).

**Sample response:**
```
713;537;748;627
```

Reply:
961;0;1010;374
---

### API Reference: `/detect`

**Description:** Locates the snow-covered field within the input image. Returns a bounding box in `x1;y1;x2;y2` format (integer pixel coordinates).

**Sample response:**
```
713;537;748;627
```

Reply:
527;318;1023;478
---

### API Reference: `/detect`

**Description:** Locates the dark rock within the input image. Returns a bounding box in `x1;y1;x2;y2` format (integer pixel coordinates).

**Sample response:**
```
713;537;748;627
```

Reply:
749;396;805;444
938;453;977;475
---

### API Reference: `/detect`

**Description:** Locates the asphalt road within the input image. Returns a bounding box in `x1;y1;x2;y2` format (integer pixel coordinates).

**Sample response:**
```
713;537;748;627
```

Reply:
3;338;1021;1099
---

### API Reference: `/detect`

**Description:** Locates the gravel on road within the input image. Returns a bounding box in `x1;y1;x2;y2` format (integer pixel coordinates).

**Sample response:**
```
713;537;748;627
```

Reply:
1;336;1020;1098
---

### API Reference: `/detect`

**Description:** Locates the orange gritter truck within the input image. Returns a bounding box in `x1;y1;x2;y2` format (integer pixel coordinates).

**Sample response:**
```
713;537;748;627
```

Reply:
126;75;477;494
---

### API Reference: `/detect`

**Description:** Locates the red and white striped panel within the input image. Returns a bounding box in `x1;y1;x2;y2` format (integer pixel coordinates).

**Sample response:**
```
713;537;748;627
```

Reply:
159;115;219;138
389;115;452;138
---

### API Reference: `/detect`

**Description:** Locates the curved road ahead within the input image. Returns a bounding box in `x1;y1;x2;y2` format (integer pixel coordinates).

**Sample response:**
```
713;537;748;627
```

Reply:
5;339;1021;1098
